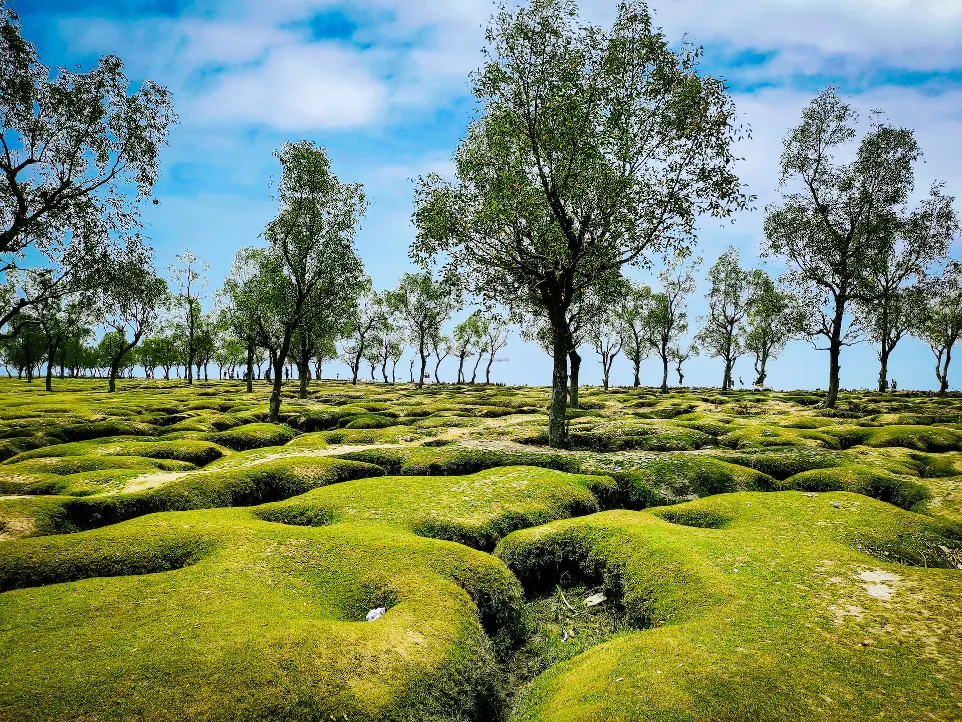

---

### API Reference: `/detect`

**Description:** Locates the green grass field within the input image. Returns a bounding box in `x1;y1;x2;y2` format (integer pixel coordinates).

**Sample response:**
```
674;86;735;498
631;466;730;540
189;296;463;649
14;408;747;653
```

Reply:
1;377;961;721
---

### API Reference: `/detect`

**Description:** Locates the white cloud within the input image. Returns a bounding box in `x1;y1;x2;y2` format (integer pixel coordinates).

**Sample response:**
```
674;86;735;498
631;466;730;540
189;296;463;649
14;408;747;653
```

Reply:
192;43;388;130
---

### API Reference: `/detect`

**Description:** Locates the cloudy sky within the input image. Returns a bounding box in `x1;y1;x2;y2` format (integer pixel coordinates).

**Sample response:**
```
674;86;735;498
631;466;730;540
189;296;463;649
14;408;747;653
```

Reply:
15;0;962;389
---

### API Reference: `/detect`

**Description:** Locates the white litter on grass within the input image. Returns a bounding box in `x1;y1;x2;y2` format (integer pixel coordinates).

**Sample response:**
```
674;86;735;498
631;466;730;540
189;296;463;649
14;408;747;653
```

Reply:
584;592;607;607
365;607;387;622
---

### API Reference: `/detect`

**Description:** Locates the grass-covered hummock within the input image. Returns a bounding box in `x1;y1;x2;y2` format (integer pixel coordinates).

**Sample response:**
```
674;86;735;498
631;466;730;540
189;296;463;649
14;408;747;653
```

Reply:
257;466;617;551
3;379;962;720
0;508;524;721
495;491;962;721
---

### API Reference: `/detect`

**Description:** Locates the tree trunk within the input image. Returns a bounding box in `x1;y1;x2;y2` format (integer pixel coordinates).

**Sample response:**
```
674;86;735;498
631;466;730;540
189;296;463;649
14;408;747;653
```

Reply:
417;337;427;388
246;345;254;393
660;348;669;393
298;362;309;398
45;342;55;392
824;295;846;408
470;353;483;384
434;355;443;384
352;347;363;385
878;345;890;393
753;349;768;387
568;348;581;410
457;354;466;384
940;343;953;394
108;361;121;393
547;313;569;448
632;354;640;388
485;352;495;384
723;358;734;391
269;353;284;422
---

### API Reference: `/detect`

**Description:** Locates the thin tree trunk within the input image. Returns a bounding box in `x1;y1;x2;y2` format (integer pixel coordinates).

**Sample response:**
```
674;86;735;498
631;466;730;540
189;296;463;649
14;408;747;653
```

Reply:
246;345;254;393
632;354;640;388
824;295;846;408
878;345;890;393
470;353;483;384
418;337;427;388
660;347;669;393
485;352;495;384
457;354;466;384
940;343;954;394
45;342;55;392
547;313;569;448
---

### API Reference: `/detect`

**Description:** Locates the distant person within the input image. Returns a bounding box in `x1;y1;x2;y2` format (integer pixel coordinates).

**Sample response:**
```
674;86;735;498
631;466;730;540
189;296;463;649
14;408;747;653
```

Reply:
739;377;743;386
265;369;271;383
891;379;897;391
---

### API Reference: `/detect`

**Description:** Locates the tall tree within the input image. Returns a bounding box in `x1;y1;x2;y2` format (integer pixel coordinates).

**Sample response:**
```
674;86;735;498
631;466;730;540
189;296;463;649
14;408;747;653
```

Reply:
412;0;748;447
99;253;169;392
453;311;484;384
744;272;800;387
33;293;89;391
696;247;751;390
167;251;207;385
764;87;940;407
590;308;622;392
856;187;956;391
481;311;510;384
222;252;266;393
669;342;697;386
341;288;382;385
0;4;175;329
914;262;962;394
429;331;452;384
616;283;653;388
647;259;698;393
393;271;460;388
247;142;366;421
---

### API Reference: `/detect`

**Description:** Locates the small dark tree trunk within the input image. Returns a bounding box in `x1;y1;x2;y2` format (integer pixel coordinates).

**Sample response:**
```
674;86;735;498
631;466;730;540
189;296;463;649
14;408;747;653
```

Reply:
485;352;495;384
434;355;443;384
298;363;310;398
108;361;121;392
753;349;769;387
547;314;569;448
269;354;284;422
457;353;466;384
660;346;669;393
417;334;428;388
246;345;254;393
470;353;483;384
632;353;641;388
824;294;846;408
45;342;56;392
939;343;954;394
878;347;890;393
352;347;363;385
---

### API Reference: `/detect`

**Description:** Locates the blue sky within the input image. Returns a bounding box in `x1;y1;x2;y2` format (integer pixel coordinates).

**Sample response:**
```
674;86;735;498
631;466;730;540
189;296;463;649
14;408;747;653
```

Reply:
14;0;962;390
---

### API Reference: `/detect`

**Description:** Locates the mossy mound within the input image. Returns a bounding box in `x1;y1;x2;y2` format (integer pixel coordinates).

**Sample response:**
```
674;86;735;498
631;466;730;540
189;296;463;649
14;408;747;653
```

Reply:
495;492;962;721
206;422;297;451
257;466;616;552
7;438;228;467
0;457;382;539
0;509;522;721
336;445;581;476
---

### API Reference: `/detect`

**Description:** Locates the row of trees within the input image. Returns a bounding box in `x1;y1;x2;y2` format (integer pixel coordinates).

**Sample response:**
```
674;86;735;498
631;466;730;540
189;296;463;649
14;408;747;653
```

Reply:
410;0;960;446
